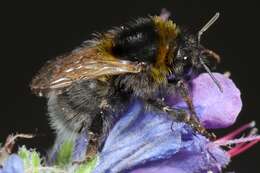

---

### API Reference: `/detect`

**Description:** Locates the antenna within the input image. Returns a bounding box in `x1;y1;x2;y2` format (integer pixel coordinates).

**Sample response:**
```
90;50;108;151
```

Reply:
200;58;223;92
198;12;220;44
198;12;223;92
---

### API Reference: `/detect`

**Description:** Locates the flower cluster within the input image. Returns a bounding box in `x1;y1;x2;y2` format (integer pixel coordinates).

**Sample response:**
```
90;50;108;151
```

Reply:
0;73;259;173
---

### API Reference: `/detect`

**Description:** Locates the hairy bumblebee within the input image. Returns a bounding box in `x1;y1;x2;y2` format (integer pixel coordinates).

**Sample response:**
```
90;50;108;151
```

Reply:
31;11;221;159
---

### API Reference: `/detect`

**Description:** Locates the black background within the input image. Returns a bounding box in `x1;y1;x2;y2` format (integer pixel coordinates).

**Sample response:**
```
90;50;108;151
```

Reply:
0;0;259;172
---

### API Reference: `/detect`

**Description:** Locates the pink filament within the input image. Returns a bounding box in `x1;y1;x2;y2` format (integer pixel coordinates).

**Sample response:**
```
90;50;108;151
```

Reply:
213;121;260;158
215;121;255;143
215;136;260;146
228;139;259;157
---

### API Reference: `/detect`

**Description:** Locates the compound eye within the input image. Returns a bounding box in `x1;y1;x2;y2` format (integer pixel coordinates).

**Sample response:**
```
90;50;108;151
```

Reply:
183;56;192;74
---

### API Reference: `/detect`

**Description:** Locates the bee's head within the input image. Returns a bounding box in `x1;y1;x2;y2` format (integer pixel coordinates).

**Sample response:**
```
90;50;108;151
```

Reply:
169;12;223;92
171;33;201;80
172;33;219;78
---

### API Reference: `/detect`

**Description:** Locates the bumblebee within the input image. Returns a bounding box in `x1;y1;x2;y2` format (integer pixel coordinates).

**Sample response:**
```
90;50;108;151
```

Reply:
31;11;221;159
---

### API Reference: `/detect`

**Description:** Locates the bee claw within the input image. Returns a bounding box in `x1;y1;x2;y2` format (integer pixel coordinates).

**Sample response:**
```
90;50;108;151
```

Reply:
163;106;172;112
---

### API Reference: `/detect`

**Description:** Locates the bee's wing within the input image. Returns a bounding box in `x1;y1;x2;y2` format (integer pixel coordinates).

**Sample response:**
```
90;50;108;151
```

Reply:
31;48;142;96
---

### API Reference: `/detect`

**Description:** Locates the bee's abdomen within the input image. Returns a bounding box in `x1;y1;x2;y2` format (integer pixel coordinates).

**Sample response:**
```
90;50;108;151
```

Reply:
111;17;159;64
47;79;110;134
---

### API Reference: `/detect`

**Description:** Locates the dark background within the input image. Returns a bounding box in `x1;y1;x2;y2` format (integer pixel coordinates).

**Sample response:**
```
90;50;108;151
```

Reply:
0;0;259;172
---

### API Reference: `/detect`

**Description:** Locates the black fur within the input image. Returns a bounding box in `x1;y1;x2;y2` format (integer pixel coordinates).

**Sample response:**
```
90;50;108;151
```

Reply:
48;79;131;150
111;17;159;64
48;80;108;134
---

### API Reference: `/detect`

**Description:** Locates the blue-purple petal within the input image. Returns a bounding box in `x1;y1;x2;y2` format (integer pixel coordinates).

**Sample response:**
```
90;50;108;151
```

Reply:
91;99;230;173
72;131;88;161
93;100;184;173
131;136;230;173
166;73;242;129
1;154;24;173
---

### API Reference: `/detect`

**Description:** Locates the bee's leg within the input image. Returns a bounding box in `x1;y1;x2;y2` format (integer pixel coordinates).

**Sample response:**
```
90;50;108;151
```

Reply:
72;131;99;165
84;108;106;161
148;81;215;139
73;122;103;164
84;99;116;161
85;131;99;161
176;80;216;139
148;99;191;124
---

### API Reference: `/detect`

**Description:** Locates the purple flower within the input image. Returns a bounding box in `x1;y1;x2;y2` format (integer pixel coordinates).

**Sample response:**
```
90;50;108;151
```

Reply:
90;73;243;173
2;73;258;173
0;154;24;173
51;72;259;173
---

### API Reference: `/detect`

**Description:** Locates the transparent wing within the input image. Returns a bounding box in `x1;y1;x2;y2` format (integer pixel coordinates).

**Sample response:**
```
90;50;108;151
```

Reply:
31;48;142;96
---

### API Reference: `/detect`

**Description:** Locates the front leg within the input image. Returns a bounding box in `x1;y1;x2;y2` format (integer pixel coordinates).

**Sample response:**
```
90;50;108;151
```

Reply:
176;80;216;139
149;84;215;139
148;98;190;123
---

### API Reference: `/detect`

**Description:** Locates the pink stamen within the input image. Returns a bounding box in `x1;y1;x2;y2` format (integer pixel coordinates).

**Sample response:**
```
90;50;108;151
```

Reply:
215;135;260;146
228;139;259;157
213;121;260;158
215;121;255;143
